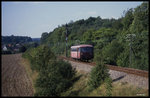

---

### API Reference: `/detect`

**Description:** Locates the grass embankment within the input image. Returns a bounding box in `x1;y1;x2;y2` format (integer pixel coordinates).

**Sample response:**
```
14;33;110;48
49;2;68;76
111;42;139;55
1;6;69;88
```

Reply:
62;70;148;96
21;57;38;94
21;58;148;96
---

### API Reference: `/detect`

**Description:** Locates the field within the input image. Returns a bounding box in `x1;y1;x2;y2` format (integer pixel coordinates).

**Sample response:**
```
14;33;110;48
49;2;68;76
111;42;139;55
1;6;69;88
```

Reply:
2;54;34;96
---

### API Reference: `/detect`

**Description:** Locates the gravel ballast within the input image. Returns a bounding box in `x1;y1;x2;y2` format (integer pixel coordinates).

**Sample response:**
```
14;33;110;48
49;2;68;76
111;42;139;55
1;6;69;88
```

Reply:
67;60;148;89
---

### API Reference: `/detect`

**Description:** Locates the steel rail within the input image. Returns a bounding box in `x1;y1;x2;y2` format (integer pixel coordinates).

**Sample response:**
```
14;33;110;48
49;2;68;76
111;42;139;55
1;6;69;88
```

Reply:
58;56;148;78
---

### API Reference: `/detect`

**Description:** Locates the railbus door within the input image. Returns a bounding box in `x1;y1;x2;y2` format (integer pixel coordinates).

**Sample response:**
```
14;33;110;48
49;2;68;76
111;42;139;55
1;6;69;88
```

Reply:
77;48;81;59
77;48;78;59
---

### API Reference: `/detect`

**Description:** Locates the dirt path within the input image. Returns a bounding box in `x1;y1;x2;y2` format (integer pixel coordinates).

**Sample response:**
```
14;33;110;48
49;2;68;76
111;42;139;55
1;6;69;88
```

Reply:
2;53;34;96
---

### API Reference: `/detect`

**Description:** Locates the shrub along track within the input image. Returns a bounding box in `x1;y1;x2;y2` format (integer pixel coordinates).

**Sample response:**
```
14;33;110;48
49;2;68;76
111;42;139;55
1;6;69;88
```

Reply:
2;54;34;96
58;56;148;78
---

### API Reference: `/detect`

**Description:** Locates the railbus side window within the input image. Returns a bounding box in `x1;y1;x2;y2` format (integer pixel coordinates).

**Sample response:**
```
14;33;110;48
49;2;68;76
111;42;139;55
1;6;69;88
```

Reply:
78;48;81;52
71;48;77;51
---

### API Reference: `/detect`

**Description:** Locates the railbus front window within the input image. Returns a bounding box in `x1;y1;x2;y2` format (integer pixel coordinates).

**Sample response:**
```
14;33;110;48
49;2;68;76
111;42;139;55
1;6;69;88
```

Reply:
71;48;77;51
81;47;93;52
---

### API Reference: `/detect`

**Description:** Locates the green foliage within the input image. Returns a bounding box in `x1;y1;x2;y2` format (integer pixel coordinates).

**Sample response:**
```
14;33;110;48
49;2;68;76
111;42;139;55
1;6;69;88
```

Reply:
2;35;32;45
40;32;49;44
102;39;123;65
129;31;148;70
116;2;149;70
117;46;130;67
24;42;39;49
122;8;134;31
88;52;112;95
104;77;112;96
112;18;123;30
19;45;27;52
41;16;117;55
92;28;117;42
88;54;110;91
31;45;56;71
23;45;76;96
22;47;38;70
34;60;75;96
93;28;118;62
102;19;114;28
82;29;94;42
130;2;149;33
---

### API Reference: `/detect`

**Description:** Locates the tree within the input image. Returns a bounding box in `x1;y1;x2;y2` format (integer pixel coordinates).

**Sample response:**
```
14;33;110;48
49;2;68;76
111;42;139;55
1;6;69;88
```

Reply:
41;32;49;44
129;2;149;33
122;8;134;31
112;18;123;30
82;29;94;42
26;45;76;96
19;45;27;52
117;2;149;70
88;53;110;91
102;39;123;65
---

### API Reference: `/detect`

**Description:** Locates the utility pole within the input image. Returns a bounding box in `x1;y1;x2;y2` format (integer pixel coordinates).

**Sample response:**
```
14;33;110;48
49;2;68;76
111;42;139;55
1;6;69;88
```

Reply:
126;34;136;67
65;24;68;57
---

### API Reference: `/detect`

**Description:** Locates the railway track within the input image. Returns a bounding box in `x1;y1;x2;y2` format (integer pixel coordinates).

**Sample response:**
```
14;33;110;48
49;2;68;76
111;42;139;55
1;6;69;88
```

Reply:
58;56;148;78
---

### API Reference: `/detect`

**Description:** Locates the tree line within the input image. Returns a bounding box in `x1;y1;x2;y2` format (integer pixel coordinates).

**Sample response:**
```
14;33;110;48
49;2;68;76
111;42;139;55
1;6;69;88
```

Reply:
2;35;40;54
40;2;149;71
2;35;32;44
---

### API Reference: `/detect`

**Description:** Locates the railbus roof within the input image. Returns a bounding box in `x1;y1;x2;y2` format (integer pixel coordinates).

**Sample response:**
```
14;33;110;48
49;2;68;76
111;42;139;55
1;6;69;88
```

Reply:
71;44;93;48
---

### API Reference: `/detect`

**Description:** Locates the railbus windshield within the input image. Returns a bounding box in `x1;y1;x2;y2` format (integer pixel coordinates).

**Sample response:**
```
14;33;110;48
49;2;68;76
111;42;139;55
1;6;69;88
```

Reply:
80;47;93;52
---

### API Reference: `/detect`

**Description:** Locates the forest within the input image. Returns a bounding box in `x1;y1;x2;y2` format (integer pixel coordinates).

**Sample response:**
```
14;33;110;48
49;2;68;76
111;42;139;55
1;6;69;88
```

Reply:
40;2;149;71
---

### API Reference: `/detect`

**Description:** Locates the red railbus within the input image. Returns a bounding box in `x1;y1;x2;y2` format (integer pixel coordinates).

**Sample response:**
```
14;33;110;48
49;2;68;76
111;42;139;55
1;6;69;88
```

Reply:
70;44;93;60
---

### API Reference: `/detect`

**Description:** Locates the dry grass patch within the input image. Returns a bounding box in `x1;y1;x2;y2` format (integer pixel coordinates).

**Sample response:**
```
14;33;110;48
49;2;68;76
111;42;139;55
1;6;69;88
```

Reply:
61;71;148;97
111;82;148;96
20;57;38;94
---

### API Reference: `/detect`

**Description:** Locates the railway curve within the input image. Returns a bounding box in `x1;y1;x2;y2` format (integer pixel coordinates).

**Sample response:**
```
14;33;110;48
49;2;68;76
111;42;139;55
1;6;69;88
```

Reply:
59;56;149;89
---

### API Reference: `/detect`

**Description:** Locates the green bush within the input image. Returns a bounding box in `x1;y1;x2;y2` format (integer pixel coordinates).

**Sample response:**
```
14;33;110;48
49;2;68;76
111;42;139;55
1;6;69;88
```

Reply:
104;77;112;96
34;67;74;96
102;39;123;65
19;45;27;52
116;48;130;67
22;47;38;70
87;53;112;96
23;45;76;96
88;54;110;91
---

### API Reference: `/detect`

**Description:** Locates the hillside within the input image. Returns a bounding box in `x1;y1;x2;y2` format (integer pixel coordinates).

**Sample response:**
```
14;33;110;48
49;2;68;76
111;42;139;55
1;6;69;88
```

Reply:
40;2;149;71
2;35;32;45
2;35;39;54
32;38;40;43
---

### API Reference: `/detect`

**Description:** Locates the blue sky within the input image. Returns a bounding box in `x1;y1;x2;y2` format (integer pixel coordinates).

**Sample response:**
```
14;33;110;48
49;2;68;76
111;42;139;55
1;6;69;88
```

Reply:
2;1;143;38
